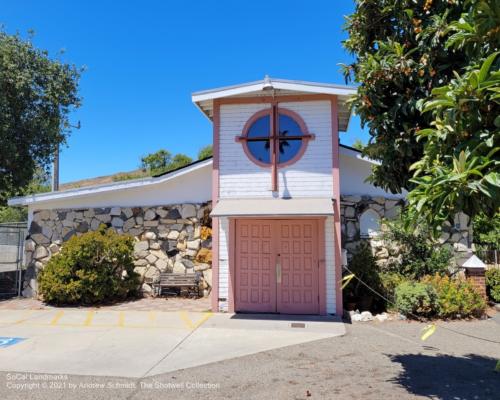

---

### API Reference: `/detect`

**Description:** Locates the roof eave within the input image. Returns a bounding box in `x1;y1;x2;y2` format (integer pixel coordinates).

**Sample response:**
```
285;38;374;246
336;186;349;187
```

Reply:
8;158;213;207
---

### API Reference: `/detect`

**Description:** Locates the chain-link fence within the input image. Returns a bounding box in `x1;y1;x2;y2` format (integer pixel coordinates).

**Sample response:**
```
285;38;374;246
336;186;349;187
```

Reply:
0;222;27;297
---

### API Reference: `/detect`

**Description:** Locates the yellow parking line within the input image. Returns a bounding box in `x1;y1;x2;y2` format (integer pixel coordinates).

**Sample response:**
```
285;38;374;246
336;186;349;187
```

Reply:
117;312;125;327
148;311;157;324
192;312;213;329
50;311;65;326
179;311;213;330
14;310;35;324
83;311;95;326
179;311;194;329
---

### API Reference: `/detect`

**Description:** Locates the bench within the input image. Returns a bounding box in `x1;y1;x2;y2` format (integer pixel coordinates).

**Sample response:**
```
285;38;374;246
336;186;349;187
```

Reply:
153;272;201;298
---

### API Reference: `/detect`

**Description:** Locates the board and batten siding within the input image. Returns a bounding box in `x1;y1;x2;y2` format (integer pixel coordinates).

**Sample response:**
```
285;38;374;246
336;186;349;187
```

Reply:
217;216;337;314
218;217;230;312
325;216;336;314
219;101;334;198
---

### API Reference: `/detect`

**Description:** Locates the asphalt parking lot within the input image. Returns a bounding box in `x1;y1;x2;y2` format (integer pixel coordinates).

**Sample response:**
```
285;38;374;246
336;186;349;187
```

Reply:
0;309;498;400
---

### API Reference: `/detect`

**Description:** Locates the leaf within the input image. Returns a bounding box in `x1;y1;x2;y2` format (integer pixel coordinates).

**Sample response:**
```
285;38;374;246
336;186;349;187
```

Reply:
494;115;500;128
341;274;355;290
484;172;500;188
421;324;437;341
496;360;500;373
478;52;499;84
423;99;455;113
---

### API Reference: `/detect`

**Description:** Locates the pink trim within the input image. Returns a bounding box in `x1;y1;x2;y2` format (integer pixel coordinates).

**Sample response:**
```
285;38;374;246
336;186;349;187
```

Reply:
240;109;272;168
219;94;336;105
228;218;236;313
211;100;220;313
271;105;278;191
238;107;313;169
331;97;343;315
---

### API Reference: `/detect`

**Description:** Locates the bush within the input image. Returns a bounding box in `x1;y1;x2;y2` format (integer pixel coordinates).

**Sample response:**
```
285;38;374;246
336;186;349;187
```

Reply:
380;272;408;310
473;212;500;249
382;212;453;279
38;226;141;305
395;281;436;317
486;268;500;303
422;275;486;319
343;243;381;299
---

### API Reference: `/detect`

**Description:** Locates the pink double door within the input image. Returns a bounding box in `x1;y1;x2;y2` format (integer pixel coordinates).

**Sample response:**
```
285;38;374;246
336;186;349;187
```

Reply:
235;219;320;314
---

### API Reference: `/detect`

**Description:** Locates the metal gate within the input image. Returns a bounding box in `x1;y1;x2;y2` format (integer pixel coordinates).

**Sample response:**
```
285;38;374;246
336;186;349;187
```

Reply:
0;222;27;298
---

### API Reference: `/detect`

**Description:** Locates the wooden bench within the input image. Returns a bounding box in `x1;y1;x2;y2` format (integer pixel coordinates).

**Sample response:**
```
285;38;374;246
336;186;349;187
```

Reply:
153;272;201;298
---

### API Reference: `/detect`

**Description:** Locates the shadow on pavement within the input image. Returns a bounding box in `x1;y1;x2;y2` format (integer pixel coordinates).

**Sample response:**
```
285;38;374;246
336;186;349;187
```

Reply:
389;353;500;400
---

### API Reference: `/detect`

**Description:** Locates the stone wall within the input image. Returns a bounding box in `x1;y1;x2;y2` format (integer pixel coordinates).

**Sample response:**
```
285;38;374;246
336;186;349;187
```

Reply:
340;195;472;266
340;195;403;265
24;203;212;297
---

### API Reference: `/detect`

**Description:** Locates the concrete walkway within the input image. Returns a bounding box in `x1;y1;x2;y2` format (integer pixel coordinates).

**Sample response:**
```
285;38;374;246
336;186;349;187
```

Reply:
0;309;344;378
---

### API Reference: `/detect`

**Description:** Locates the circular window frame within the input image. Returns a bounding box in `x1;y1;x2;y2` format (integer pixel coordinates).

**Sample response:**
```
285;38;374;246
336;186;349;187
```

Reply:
238;107;313;168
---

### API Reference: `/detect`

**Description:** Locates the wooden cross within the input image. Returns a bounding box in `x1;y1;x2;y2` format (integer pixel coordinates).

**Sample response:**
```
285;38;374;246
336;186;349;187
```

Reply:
236;104;314;192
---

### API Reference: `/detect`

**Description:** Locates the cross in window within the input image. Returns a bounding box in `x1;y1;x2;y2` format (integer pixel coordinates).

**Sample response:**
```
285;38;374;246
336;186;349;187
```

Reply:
236;104;314;192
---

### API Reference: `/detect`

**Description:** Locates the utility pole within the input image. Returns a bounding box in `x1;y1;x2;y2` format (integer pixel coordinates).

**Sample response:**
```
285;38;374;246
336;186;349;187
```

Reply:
52;146;59;191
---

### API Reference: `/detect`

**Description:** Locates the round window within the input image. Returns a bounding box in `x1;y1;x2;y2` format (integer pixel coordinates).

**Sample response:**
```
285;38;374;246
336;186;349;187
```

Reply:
240;108;312;167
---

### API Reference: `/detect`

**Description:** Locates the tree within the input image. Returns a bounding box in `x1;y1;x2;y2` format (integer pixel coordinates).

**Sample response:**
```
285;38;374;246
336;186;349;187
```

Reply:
352;139;365;151
198;145;213;159
0;30;81;206
141;149;172;173
141;149;192;175
407;3;499;229
169;153;193;170
344;0;499;229
0;168;51;223
343;1;465;193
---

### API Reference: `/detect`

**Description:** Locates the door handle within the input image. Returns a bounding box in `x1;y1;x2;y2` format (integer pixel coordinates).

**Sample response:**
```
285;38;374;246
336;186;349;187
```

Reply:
276;255;281;283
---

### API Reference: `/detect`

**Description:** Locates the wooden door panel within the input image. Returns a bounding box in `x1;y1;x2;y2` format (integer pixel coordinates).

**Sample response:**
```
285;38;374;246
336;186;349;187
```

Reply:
235;220;276;312
277;220;319;314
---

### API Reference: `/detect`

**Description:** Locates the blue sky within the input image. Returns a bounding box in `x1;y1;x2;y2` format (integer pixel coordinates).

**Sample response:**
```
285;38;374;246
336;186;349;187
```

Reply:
2;0;368;183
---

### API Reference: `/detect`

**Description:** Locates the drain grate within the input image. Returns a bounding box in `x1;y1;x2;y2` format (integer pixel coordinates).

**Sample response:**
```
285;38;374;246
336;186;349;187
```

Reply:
290;322;306;328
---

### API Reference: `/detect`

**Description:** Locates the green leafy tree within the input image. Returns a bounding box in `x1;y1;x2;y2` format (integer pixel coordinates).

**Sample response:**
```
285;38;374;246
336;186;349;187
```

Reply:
473;212;500;249
0;30;81;206
407;4;499;229
0;168;51;223
344;0;499;229
141;149;172;173
141;149;193;175
343;1;466;193
352;139;365;151
198;145;213;159
169;153;193;170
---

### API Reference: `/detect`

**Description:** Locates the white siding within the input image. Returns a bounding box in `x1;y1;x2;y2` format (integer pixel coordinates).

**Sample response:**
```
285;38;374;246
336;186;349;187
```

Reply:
219;101;333;199
340;153;406;198
27;164;212;212
218;217;229;312
325;216;336;314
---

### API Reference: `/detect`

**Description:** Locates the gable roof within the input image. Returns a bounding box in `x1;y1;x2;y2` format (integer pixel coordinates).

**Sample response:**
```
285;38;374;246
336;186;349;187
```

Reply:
192;77;357;132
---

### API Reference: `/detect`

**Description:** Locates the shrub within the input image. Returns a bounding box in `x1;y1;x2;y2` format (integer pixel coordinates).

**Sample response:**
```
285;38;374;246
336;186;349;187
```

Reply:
380;272;408;310
395;281;436;317
486;268;500;303
382;211;453;279
344;243;381;298
38;226;141;305
473;212;500;249
423;275;486;319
